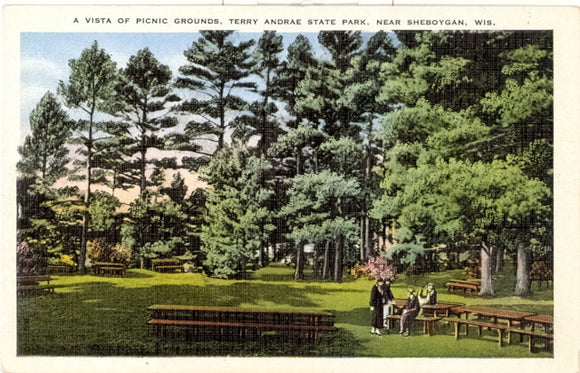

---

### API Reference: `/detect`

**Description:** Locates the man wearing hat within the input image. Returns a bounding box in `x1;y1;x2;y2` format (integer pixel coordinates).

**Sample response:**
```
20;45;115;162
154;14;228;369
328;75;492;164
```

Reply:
399;288;420;337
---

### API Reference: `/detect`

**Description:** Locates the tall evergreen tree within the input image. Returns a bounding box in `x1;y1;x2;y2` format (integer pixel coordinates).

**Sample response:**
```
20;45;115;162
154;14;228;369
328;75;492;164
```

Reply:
174;31;256;159
200;145;275;278
233;31;284;156
274;34;318;129
18;92;72;186
110;48;180;196
58;41;118;273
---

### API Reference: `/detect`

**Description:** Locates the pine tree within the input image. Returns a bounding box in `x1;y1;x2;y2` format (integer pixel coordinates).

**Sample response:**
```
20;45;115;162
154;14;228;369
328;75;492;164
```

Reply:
110;48;180;196
174;31;256;158
58;41;118;273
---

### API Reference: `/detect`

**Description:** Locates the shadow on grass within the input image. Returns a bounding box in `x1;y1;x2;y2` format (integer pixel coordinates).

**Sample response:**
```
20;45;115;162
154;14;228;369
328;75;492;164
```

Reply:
17;279;364;356
333;307;373;327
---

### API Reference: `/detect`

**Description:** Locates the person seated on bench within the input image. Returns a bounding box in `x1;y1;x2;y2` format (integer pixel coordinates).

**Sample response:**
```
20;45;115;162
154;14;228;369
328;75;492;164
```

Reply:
419;282;437;316
419;283;437;306
399;288;420;337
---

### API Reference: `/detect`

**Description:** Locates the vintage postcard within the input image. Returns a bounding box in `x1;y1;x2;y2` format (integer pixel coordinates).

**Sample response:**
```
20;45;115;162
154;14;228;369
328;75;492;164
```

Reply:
2;4;579;373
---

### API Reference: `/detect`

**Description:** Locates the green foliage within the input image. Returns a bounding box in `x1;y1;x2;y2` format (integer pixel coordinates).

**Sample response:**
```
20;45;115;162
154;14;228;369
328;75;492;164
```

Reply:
111;48;179;195
58;41;118;112
88;191;120;233
121;195;190;265
17;264;552;357
17;92;72;185
176;31;256;152
200;146;275;278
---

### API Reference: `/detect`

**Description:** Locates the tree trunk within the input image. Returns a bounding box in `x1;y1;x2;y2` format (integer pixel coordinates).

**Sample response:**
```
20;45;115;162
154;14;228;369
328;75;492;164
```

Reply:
495;243;504;275
294;242;304;281
479;241;495;296
322;240;330;281
78;119;94;274
296;146;302;176
359;217;365;262
365;216;372;259
514;243;532;297
333;236;343;283
312;244;320;280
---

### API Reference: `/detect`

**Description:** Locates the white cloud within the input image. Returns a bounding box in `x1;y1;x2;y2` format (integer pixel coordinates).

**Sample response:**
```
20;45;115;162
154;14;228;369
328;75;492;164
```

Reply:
21;56;64;84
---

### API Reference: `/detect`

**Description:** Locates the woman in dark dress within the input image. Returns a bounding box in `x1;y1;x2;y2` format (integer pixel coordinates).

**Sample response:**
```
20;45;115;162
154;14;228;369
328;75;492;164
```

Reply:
369;279;386;336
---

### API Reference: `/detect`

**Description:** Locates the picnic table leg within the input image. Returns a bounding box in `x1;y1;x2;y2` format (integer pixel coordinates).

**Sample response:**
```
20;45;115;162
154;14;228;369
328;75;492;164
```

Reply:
498;329;503;347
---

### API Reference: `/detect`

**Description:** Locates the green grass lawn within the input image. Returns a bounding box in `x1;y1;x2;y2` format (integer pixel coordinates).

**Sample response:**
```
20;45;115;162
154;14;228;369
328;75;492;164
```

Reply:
17;263;553;357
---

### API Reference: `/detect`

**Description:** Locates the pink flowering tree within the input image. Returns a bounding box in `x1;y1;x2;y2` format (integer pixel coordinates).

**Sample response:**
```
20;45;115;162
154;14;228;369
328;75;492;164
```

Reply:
363;256;397;281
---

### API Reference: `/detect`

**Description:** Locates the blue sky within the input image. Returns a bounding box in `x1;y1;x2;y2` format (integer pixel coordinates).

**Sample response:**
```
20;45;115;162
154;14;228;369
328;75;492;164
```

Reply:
20;31;337;141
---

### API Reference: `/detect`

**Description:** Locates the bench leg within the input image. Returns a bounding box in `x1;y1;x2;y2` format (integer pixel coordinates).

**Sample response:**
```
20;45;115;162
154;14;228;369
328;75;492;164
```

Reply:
498;329;503;347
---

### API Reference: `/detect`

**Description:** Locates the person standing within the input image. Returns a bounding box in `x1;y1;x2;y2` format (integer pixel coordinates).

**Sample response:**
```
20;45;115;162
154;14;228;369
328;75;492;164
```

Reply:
370;279;387;336
399;288;420;337
382;279;395;329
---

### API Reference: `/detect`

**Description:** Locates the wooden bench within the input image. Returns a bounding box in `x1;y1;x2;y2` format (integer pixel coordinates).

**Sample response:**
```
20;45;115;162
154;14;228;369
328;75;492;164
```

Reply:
443;305;467;319
443;318;508;347
506;327;553;352
47;264;75;274
151;259;183;273
17;284;56;296
17;275;55;296
93;262;126;276
446;280;481;295
386;314;442;336
147;305;336;342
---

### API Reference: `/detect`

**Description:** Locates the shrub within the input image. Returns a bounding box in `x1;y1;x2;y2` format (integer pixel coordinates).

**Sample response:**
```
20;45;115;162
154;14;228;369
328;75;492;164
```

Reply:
350;263;370;279
17;241;45;275
362;256;397;282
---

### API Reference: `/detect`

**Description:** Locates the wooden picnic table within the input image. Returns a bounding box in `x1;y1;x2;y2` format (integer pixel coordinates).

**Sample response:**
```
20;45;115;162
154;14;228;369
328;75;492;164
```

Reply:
464;306;535;327
93;262;126;276
421;303;464;317
525;314;553;333
463;306;535;345
17;275;52;285
17;275;55;296
147;305;336;342
446;279;481;294
393;300;463;317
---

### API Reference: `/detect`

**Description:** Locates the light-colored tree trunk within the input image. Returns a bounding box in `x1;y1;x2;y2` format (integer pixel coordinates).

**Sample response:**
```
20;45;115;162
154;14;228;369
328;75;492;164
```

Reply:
495;243;504;275
514;243;532;297
479;241;495;296
322;240;330;281
294;242;304;281
333;236;343;283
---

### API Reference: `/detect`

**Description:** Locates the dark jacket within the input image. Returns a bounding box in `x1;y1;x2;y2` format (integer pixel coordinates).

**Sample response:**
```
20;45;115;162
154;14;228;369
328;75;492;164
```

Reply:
382;283;395;303
370;284;386;308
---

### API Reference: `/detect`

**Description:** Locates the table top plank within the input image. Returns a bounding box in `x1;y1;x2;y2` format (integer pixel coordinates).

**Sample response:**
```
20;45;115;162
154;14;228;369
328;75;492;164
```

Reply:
464;306;535;320
148;304;333;316
524;314;553;324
